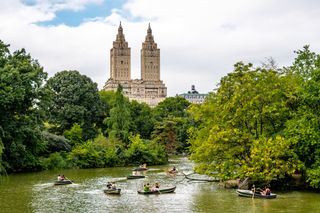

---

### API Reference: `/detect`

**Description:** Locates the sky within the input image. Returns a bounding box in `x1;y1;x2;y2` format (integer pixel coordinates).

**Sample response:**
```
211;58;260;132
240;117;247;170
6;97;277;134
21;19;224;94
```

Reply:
1;0;320;96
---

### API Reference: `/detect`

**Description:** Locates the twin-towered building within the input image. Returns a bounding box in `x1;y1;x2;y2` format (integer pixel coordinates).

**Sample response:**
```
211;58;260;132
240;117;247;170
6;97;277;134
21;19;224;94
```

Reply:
103;23;167;106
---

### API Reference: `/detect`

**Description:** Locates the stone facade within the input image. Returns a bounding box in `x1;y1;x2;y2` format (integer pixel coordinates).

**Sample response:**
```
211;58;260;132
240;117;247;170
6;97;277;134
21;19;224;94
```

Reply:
103;23;167;107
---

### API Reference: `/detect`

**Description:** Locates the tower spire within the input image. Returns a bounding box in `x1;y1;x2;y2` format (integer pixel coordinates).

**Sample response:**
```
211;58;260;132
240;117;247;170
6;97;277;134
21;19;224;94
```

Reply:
119;21;122;30
147;23;152;34
145;23;154;43
110;22;131;81
141;23;159;81
116;21;125;42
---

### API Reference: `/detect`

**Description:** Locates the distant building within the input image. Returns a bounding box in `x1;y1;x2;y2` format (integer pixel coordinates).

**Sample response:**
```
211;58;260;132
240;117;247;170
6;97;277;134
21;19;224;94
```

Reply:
103;22;167;107
179;85;208;104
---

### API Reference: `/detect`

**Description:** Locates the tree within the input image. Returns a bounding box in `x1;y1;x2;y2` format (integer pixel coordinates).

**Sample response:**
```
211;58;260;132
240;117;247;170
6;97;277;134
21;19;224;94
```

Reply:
189;62;299;182
284;46;320;188
152;119;178;154
129;100;154;139
125;134;167;165
105;85;132;144
153;96;190;121
44;70;105;140
152;96;192;153
241;136;300;183
41;131;71;154
63;123;84;146
0;40;47;172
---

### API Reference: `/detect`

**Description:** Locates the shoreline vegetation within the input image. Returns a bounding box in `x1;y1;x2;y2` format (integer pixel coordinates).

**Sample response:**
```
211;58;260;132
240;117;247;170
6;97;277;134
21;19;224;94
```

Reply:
1;40;320;191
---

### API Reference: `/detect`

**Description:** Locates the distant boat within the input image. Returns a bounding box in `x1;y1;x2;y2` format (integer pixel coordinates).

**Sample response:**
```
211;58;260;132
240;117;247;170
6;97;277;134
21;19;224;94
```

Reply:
137;186;176;195
127;175;145;179
168;169;178;174
132;167;148;171
54;180;73;185
104;188;121;195
236;189;277;199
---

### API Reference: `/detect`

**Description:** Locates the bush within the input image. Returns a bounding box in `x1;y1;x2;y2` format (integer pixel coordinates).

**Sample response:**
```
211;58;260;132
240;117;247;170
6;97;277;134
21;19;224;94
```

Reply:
63;123;84;146
125;135;167;165
40;152;68;170
306;166;320;188
66;134;167;169
67;141;105;168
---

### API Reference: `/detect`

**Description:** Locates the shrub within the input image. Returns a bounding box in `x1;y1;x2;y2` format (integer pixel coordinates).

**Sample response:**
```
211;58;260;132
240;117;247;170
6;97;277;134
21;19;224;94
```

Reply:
40;152;68;170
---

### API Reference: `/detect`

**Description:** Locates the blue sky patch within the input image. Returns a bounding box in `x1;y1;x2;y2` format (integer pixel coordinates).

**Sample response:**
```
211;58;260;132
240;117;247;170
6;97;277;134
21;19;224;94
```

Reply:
29;0;127;26
22;0;37;6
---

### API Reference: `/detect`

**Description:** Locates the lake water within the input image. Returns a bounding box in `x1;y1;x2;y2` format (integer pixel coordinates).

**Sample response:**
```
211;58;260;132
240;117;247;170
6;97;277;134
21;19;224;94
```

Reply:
0;157;320;212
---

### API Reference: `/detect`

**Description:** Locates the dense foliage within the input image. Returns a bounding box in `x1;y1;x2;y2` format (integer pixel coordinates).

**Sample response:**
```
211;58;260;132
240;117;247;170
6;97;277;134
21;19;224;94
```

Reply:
152;97;192;153
189;46;320;188
0;40;190;174
2;38;320;190
284;46;320;188
44;70;105;140
0;40;47;172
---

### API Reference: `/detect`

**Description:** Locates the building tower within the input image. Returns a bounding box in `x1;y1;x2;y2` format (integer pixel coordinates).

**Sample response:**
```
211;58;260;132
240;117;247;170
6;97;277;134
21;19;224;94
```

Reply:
110;22;131;81
104;22;167;107
141;23;160;81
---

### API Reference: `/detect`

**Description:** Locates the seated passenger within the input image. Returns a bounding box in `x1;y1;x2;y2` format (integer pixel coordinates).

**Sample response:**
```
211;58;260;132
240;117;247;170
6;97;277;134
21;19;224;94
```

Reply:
265;187;271;195
107;182;112;189
151;182;160;192
261;186;271;195
111;182;117;189
132;171;141;176
144;183;150;192
140;163;147;168
155;182;160;189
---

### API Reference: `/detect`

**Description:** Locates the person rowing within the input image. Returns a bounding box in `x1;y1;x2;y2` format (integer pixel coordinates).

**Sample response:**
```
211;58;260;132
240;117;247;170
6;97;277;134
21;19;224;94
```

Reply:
111;182;117;189
107;182;112;189
140;163;147;168
261;186;271;196
151;182;160;192
168;166;178;173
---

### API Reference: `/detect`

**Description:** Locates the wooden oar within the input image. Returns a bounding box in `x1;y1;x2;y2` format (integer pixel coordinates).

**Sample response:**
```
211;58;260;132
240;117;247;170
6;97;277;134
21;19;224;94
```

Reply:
64;176;73;183
252;185;255;199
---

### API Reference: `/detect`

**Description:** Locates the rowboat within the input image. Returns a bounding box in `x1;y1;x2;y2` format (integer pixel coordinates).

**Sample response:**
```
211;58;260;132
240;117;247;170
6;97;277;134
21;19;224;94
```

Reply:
54;180;73;185
127;175;145;179
168;170;178;174
104;188;121;195
137;186;176;195
132;167;148;171
236;189;277;199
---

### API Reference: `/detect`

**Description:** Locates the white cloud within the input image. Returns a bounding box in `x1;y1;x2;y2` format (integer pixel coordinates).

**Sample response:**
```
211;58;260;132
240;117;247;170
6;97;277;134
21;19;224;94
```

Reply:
33;0;104;12
1;0;320;96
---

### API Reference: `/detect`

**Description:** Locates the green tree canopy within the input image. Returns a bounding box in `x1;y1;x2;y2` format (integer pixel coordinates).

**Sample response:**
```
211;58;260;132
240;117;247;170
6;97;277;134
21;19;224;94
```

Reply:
105;85;132;144
189;62;300;183
129;100;154;139
152;96;192;153
0;40;47;172
153;96;190;121
284;46;320;188
44;70;105;140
